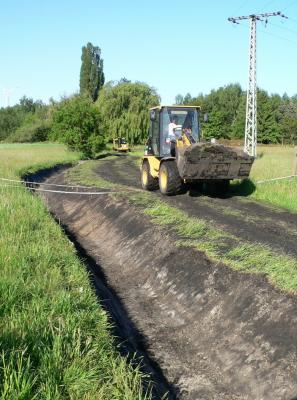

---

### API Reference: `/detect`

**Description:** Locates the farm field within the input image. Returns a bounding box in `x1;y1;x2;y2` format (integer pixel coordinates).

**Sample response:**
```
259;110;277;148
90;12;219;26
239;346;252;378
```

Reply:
0;143;153;400
45;145;297;399
248;145;297;211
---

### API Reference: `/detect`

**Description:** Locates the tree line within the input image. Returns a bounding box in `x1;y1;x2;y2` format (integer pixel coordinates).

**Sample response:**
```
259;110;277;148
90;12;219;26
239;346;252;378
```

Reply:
176;84;297;145
1;42;297;157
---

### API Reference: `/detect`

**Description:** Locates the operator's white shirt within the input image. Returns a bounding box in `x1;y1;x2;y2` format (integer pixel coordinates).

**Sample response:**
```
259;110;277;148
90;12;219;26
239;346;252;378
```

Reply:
168;122;178;138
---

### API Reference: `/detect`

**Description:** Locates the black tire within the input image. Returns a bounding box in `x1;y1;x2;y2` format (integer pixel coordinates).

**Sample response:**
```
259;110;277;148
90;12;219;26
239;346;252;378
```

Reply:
141;161;159;191
159;161;183;195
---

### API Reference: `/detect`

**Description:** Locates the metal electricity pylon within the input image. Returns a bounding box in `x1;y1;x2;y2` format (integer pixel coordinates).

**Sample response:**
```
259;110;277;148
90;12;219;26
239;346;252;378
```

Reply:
228;11;287;157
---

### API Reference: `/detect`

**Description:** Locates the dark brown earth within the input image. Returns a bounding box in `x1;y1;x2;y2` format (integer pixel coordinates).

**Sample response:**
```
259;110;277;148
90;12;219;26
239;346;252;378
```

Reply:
37;157;297;400
96;156;297;258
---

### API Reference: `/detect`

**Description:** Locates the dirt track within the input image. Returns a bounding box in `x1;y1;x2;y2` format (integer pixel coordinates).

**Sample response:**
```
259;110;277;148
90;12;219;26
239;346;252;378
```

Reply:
96;155;297;258
39;156;297;400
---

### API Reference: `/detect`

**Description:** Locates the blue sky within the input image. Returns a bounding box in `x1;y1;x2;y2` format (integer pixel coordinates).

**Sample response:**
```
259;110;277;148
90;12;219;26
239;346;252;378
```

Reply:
1;0;297;107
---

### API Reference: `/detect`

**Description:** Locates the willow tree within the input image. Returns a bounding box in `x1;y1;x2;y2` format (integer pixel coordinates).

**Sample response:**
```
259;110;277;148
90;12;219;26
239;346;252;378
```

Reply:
96;81;160;145
80;42;104;101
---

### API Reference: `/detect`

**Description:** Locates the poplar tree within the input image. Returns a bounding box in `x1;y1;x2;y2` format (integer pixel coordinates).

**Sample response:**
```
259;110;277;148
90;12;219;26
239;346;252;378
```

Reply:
79;42;105;101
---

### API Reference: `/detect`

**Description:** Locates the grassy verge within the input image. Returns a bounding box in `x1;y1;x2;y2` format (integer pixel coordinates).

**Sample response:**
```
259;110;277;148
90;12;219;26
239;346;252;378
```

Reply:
65;159;117;189
128;193;297;293
67;159;297;294
247;145;297;212
0;144;152;399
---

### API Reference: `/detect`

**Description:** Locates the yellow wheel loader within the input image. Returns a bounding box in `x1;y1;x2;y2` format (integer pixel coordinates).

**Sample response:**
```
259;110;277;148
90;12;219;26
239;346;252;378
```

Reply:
140;106;254;195
113;137;130;152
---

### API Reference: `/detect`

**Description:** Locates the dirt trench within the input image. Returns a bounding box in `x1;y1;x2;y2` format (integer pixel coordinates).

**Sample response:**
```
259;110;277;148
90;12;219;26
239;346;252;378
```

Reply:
38;164;297;400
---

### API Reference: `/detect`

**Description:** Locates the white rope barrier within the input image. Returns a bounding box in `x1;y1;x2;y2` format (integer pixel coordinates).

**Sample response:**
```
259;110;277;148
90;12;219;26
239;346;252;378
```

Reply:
256;175;297;184
0;184;118;195
0;177;101;189
0;175;143;195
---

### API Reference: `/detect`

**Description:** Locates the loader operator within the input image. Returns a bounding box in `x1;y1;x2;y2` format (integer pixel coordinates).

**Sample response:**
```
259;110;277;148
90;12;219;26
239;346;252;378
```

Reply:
168;115;180;157
168;115;179;140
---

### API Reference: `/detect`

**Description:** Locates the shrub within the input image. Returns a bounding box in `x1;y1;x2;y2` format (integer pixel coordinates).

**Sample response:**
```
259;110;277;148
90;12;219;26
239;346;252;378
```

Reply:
50;96;105;157
6;120;51;143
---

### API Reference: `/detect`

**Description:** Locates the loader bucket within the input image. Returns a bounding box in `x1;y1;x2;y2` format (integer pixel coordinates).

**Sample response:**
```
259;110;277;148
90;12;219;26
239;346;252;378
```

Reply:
177;143;254;180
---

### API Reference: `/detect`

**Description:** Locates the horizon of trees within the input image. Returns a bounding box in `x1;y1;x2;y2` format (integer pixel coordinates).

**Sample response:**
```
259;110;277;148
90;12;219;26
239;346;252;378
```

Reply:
1;38;297;154
175;84;297;144
2;82;297;151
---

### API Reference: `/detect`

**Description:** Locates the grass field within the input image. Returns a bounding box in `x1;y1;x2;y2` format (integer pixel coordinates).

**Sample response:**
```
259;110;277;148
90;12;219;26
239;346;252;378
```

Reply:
0;143;152;399
248;146;297;212
250;145;295;181
0;143;80;178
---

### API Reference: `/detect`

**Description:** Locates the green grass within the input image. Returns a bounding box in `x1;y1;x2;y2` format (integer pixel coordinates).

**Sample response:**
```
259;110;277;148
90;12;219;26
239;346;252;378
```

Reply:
250;145;295;181
66;160;117;189
0;143;81;179
247;146;297;212
0;143;153;399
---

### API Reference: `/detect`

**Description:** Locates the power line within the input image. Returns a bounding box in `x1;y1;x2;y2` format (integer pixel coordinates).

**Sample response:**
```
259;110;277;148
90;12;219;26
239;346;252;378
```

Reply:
259;0;278;13
231;17;297;46
287;16;297;23
258;26;297;45
232;19;297;47
228;11;287;157
232;0;249;15
283;0;297;11
266;20;297;36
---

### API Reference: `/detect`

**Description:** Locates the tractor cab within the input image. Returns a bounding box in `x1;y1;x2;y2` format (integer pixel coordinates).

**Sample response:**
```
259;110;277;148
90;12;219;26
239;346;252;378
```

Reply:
146;106;201;157
113;137;130;152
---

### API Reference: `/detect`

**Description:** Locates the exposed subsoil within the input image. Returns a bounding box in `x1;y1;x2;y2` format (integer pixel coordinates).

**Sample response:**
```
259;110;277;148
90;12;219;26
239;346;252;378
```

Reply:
37;158;297;400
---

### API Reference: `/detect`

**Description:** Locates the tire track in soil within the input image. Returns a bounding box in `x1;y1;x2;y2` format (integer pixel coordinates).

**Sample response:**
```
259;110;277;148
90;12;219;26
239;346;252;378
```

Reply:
42;167;297;400
95;156;297;259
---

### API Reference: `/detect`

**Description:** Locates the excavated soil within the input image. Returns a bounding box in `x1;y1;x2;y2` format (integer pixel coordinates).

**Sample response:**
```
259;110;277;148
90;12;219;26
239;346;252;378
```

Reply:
96;156;297;258
37;157;297;400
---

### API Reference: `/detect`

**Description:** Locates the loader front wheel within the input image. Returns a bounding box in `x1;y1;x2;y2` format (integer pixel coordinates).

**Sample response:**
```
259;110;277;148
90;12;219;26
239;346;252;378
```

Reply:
159;161;183;195
141;161;159;191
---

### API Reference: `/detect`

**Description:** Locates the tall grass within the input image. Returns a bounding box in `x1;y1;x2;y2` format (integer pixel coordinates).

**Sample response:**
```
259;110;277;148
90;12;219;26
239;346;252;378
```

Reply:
250;145;295;181
0;143;152;399
248;146;297;212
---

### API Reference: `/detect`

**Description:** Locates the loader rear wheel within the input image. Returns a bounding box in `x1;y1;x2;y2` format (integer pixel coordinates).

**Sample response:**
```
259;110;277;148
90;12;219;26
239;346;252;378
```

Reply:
159;161;183;195
141;161;159;191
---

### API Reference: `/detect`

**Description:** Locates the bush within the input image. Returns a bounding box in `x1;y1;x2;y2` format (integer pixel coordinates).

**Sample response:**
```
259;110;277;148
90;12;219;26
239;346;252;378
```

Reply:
6;120;51;143
50;95;105;157
0;107;25;141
